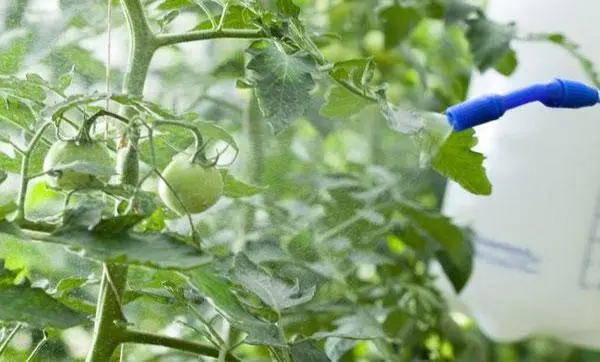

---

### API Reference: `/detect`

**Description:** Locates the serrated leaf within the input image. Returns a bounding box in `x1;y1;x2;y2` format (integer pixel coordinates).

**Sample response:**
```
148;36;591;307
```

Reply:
325;337;356;362
0;221;210;270
313;309;386;340
378;4;420;49
466;17;516;72
220;169;262;198
187;267;286;346
433;129;492;196
275;0;300;17
444;0;478;24
320;86;370;119
46;45;107;84
0;264;88;329
330;59;371;88
0;96;37;130
194;5;259;30
290;339;329;362
233;253;315;312
246;41;317;133
62;200;104;228
0;142;48;174
399;201;473;292
194;119;239;153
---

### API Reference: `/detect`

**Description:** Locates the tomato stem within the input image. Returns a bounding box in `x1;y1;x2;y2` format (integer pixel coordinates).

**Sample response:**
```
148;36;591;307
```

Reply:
14;121;53;222
88;0;154;360
120;330;240;361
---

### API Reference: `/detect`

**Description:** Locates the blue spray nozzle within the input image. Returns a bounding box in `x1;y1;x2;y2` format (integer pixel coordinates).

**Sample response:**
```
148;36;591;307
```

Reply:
446;78;600;131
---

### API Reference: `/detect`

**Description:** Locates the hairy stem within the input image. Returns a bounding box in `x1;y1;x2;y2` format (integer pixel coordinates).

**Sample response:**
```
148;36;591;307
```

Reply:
156;28;266;47
0;323;22;356
86;265;128;362
14;122;52;222
87;0;156;361
121;330;240;362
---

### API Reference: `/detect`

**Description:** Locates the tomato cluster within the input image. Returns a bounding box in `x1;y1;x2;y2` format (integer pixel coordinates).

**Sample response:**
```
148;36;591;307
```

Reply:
42;114;223;215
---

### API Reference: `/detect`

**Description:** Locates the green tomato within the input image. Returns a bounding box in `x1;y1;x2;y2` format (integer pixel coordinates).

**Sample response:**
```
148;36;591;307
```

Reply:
158;153;223;215
363;30;385;55
43;140;112;190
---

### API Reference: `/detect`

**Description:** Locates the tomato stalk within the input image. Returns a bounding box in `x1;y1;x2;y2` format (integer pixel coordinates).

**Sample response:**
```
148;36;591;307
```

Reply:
87;0;266;359
87;0;154;360
14;121;53;223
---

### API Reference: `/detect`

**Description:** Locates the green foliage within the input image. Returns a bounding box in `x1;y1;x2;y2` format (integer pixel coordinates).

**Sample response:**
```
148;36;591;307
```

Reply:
0;261;88;329
0;0;596;361
433;129;492;196
245;40;317;133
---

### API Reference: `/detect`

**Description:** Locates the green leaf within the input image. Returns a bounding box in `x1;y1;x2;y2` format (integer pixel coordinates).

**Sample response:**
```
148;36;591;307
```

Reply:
158;0;192;10
0;96;37;130
290;339;329;362
0;29;33;74
187;267;286;346
194;5;259;30
62;200;104;228
45;45;107;84
466;17;516;72
493;48;518;76
433;129;492;196
399;201;473;293
443;0;479;24
245;40;317;133
0;262;88;329
324;338;357;362
233;253;315;312
378;4;420;49
220;170;263;198
48;276;97;315
276;0;301;18
0;220;210;270
320;86;371;119
194;119;239;153
313;309;387;340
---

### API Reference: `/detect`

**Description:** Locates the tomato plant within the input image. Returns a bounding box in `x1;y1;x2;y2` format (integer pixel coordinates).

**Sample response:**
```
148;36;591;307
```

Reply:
0;0;597;361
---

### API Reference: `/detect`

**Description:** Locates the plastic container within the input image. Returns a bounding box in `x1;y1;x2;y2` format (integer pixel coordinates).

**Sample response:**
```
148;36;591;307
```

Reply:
435;0;600;349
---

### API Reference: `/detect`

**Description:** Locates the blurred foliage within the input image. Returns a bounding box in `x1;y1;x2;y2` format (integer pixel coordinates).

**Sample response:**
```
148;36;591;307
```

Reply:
0;0;598;361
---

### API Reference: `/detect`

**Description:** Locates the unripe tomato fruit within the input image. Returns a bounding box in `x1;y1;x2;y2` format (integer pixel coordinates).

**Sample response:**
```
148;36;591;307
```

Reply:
362;30;385;55
43;140;112;190
158;153;223;215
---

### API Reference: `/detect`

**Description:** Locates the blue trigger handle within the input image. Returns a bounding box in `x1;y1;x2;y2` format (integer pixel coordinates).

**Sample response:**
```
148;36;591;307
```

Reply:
445;79;600;131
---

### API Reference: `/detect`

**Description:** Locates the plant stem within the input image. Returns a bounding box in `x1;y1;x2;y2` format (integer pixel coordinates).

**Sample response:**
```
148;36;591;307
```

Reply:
0;323;22;356
86;264;128;362
14;122;52;222
156;28;266;47
26;333;47;362
87;0;155;361
121;329;240;362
